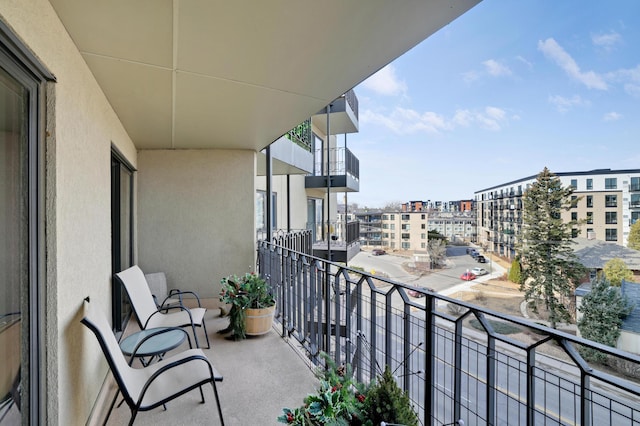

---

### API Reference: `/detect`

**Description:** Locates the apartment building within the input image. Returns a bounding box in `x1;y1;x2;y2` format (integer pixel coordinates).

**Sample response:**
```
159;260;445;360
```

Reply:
357;210;430;251
427;212;477;242
475;169;640;259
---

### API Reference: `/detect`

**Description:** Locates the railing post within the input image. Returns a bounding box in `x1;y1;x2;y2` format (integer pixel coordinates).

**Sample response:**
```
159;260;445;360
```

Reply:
487;334;496;425
424;294;435;426
453;317;463;422
526;349;536;426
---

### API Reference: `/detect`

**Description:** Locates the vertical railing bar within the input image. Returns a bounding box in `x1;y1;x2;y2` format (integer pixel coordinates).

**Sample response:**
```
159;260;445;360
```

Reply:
403;301;412;391
334;272;342;363
527;348;536;426
487;334;496;425
370;286;378;379
385;289;394;369
355;277;363;383
424;294;435;426
454;317;463;423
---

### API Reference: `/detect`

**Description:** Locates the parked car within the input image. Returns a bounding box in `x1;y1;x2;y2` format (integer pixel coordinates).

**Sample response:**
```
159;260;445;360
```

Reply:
460;272;476;281
407;287;435;298
476;255;486;263
471;267;488;276
469;250;479;258
372;249;386;256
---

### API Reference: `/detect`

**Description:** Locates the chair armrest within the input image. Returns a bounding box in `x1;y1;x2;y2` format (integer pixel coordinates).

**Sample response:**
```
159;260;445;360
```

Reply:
167;289;202;308
143;307;194;329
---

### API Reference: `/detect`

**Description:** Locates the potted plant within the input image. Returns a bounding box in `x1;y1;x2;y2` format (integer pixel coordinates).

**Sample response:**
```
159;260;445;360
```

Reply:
219;272;276;340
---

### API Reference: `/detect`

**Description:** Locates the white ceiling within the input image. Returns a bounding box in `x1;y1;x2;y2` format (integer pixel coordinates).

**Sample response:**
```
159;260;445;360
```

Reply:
49;0;480;151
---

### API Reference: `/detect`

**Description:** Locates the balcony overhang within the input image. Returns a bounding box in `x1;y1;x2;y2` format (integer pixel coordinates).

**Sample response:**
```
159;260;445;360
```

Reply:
48;0;481;151
312;96;359;135
257;136;314;176
305;175;360;193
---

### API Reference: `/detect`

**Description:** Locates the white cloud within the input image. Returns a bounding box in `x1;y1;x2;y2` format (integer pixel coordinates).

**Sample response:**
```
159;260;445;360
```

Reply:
461;70;480;84
548;94;590;113
538;38;608;90
592;31;622;50
361;64;407;96
362;106;509;134
607;65;640;97
483;59;512;77
603;111;622;121
516;55;533;69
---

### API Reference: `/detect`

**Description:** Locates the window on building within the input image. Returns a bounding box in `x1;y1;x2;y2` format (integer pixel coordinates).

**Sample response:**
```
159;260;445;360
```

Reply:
605;178;617;189
382;224;388;229
632;177;640;191
258;190;277;233
421;214;426;220
571;195;577;208
632;212;640;225
605;195;617;208
571;228;578;238
390;214;395;220
631;194;640;208
401;242;410;249
421;224;426;229
421;242;426;249
606;229;618;241
390;224;395;230
401;233;410;239
586;178;593;190
421;233;426;239
401;223;410;230
605;211;617;224
382;214;388;220
570;179;577;189
586;212;593;224
402;214;410;221
571;212;577;221
586;196;593;208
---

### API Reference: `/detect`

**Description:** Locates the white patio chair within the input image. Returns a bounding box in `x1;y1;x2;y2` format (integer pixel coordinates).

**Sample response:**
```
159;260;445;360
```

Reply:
115;265;210;349
144;271;203;312
81;299;224;425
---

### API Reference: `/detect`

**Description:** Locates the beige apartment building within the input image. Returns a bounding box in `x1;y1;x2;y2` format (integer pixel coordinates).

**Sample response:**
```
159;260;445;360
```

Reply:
357;210;429;251
475;169;640;259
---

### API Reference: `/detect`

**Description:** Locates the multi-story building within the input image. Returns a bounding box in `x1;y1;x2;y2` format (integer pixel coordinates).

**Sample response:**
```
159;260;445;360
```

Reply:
427;212;477;243
475;169;640;258
401;199;474;212
357;210;429;251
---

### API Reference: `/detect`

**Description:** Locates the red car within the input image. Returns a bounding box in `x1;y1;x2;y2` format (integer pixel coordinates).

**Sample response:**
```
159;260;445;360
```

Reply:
460;272;476;281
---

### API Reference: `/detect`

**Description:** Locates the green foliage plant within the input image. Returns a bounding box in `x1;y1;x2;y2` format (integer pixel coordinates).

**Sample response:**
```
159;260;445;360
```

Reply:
518;167;586;328
628;221;640;251
219;272;275;340
577;274;633;363
603;258;634;287
508;258;522;284
278;353;419;425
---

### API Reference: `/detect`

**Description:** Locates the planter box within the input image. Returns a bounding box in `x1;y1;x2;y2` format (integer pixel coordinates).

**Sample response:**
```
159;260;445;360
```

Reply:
245;305;276;336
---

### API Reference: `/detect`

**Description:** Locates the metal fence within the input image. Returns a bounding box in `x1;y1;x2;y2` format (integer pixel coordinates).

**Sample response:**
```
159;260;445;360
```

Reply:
257;241;640;426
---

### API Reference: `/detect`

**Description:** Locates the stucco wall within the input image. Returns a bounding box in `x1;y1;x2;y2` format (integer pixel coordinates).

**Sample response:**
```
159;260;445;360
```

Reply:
0;1;137;424
137;149;256;299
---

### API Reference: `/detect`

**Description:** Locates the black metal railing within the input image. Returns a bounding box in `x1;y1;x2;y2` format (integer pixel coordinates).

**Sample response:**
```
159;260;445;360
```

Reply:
342;89;359;120
257;241;640;426
284;118;312;152
312;147;359;181
306;221;360;247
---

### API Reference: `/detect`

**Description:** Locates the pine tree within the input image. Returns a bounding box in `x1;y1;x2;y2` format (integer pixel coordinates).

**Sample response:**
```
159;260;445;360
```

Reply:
508;258;522;284
363;366;419;426
629;221;640;251
518;167;586;328
603;258;634;287
577;274;633;362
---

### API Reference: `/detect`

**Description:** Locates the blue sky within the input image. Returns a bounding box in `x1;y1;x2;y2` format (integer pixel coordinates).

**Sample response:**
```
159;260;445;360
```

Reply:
347;1;640;208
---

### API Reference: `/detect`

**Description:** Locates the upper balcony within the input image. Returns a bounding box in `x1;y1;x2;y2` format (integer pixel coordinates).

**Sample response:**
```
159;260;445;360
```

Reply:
312;89;359;135
305;147;360;192
308;220;361;263
258;119;314;175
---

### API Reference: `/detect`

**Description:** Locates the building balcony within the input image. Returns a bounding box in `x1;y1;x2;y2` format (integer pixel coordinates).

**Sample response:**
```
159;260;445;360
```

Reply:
308;220;361;263
255;243;640;425
630;184;640;192
258;119;314;175
305;147;360;192
312;89;359;135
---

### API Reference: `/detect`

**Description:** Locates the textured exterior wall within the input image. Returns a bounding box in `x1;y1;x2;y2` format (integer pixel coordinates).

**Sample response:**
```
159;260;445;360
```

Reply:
137;149;256;298
0;1;137;424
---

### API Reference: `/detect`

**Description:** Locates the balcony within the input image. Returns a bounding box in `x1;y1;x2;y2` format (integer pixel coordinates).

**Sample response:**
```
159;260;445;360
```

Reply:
258;119;314;175
312;89;359;135
305;147;360;192
255;242;640;425
308;220;361;262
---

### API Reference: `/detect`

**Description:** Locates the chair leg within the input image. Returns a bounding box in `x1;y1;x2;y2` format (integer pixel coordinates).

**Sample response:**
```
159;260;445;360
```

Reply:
103;389;120;426
191;324;200;348
199;385;205;403
202;320;211;349
128;409;138;426
211;381;224;426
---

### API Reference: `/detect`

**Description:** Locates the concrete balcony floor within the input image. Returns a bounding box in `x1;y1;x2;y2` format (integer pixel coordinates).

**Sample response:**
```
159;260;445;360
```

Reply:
94;306;318;425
